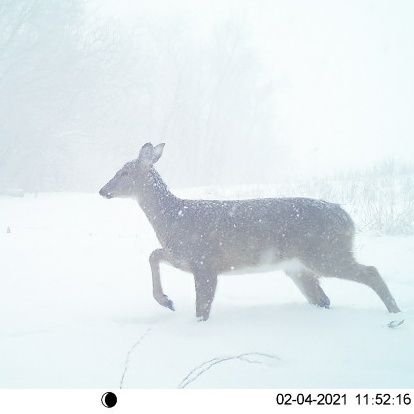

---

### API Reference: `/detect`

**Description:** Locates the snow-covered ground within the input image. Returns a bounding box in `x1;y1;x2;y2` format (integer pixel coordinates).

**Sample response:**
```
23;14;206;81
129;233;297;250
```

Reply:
0;192;413;388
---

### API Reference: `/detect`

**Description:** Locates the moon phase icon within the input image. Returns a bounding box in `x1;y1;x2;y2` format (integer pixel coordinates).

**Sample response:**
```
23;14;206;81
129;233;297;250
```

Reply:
101;392;117;408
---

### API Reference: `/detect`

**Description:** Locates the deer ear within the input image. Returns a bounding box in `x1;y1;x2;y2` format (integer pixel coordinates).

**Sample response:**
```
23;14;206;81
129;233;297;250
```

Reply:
152;143;165;164
138;142;154;167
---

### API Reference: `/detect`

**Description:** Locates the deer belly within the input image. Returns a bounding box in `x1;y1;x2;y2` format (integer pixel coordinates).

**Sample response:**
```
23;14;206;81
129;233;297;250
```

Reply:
221;257;305;275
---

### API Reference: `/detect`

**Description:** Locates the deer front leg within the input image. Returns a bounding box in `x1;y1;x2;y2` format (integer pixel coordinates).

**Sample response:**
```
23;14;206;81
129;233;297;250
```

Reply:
193;269;218;321
149;249;175;311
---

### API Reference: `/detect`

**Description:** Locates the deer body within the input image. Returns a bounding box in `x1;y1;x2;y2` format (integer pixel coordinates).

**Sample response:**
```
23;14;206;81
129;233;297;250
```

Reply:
100;143;400;320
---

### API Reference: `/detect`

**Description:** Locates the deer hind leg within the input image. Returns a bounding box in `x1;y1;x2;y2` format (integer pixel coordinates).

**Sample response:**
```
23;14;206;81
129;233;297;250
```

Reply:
303;254;401;313
286;270;330;308
149;249;175;311
193;269;218;321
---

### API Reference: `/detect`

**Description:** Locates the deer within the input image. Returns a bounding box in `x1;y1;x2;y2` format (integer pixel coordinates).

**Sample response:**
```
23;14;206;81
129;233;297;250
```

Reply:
99;142;400;321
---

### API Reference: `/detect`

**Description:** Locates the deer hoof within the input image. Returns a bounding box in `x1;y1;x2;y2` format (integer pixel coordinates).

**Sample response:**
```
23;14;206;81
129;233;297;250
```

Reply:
155;294;175;311
165;299;175;311
310;293;330;309
317;296;330;309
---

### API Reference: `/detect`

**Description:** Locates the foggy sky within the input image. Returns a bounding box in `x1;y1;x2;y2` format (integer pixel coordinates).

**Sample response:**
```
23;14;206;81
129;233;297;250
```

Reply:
96;0;414;173
1;0;414;191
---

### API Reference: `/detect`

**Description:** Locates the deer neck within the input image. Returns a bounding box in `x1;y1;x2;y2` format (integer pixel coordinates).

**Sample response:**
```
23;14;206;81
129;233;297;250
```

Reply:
137;168;180;241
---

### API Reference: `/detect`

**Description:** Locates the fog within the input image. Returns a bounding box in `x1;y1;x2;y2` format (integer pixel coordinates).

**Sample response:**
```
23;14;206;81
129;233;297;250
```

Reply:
2;1;414;392
1;0;414;192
